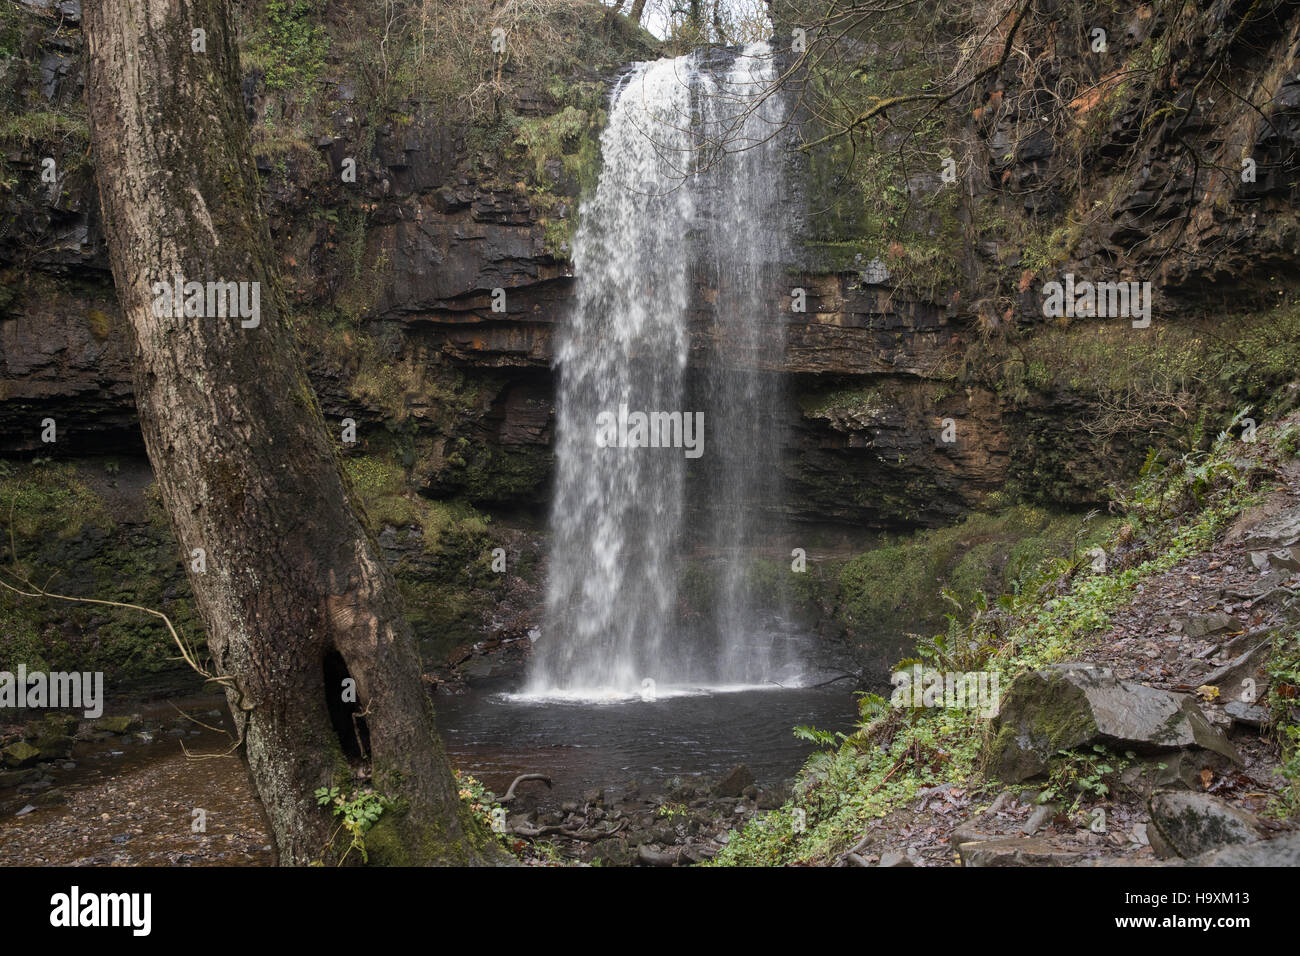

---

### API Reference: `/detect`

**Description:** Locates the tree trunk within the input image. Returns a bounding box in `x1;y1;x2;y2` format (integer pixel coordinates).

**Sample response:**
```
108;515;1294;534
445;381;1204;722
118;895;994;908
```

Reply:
629;0;647;23
83;0;505;866
689;0;703;31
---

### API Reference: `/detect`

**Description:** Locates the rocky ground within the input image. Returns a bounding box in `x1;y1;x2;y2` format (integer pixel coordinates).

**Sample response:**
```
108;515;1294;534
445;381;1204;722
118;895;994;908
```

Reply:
0;704;272;865
809;459;1300;868
494;763;782;867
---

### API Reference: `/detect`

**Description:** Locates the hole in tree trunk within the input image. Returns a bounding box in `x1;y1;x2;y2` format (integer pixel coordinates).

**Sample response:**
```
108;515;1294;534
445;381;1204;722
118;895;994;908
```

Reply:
323;650;369;760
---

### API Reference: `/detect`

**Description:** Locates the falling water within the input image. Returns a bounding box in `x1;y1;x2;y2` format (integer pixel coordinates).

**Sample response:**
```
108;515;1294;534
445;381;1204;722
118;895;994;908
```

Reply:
526;43;799;699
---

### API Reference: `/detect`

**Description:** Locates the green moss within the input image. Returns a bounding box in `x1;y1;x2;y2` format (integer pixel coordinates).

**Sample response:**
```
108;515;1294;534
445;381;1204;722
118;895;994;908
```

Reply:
508;101;607;256
798;385;885;417
837;504;1114;641
247;0;330;93
342;454;489;547
85;306;113;341
437;441;551;506
0;110;88;148
0;461;111;541
0;461;201;681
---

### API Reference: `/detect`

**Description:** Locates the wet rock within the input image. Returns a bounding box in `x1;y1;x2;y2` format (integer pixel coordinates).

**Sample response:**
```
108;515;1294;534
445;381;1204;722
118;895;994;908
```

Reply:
1200;642;1271;704
1243;509;1300;550
1148;792;1262;859
1204;707;1234;731
636;844;684;866
32;787;66;807
33;734;75;759
949;822;1000;849
957;837;1083;867
1223;700;1268;728
22;714;78;740
16;775;53;793
1116;748;1237;798
1223;627;1273;658
1269;548;1300;571
1252;548;1300;572
986;662;1242;782
0;767;40;788
2;741;41;768
987;790;1018;813
14;804;35;817
1021;803;1056;835
94;715;141;735
878;849;915;867
1186;831;1300;866
713;764;754;798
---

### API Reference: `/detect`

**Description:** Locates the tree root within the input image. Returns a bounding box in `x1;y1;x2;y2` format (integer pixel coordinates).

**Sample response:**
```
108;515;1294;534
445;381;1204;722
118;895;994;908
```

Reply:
498;773;552;804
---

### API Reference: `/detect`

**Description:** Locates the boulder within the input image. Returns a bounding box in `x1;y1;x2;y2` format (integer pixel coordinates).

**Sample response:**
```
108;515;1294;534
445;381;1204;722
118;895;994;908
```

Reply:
0;767;40;788
93;715;141;735
1;741;40;768
22;714;78;740
1179;611;1238;639
1266;548;1300;572
877;850;915;867
31;787;66;807
956;837;1083;867
713;764;754;798
1223;700;1269;728
1147;792;1261;859
1200;642;1271;704
1115;750;1236;797
1186;831;1300;866
32;734;75;759
1021;803;1057;835
986;663;1241;782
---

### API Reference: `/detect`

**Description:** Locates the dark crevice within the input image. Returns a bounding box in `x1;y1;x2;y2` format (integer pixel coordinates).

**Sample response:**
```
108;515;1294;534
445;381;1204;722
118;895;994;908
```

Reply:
323;650;369;760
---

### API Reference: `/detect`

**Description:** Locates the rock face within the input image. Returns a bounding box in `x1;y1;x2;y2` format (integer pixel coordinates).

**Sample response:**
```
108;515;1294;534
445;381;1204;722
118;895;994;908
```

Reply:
1187;831;1300;867
986;663;1242;782
1146;791;1261;860
4;1;1296;531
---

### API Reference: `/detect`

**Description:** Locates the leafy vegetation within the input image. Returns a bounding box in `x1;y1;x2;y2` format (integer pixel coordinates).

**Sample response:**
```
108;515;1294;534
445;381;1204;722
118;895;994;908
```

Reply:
1267;631;1300;817
315;785;391;864
248;0;330;92
836;502;1115;642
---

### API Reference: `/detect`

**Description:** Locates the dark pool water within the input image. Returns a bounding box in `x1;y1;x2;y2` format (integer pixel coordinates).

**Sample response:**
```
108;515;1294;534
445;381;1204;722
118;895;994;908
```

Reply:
433;684;859;804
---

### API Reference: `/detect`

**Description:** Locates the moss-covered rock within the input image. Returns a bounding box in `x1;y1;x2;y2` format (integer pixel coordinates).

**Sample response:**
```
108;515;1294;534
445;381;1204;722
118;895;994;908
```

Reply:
93;715;140;735
1;740;40;767
985;662;1242;783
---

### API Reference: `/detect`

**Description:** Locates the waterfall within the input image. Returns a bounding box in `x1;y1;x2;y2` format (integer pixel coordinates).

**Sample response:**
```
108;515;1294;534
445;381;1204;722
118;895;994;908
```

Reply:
526;43;798;699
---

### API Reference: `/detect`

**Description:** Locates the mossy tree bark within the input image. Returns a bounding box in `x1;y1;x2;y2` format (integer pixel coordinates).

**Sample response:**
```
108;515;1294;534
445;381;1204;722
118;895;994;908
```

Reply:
83;0;505;865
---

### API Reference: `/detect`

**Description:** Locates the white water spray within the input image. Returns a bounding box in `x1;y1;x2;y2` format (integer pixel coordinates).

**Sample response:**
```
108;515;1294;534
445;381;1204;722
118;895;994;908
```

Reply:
526;44;799;700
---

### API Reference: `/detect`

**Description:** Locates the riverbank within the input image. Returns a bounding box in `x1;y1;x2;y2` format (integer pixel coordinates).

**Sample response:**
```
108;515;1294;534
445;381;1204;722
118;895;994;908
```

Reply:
713;414;1300;866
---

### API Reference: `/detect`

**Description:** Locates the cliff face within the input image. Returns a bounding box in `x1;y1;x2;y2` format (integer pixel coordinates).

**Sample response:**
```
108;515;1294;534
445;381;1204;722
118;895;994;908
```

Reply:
6;2;1299;525
2;0;1299;677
